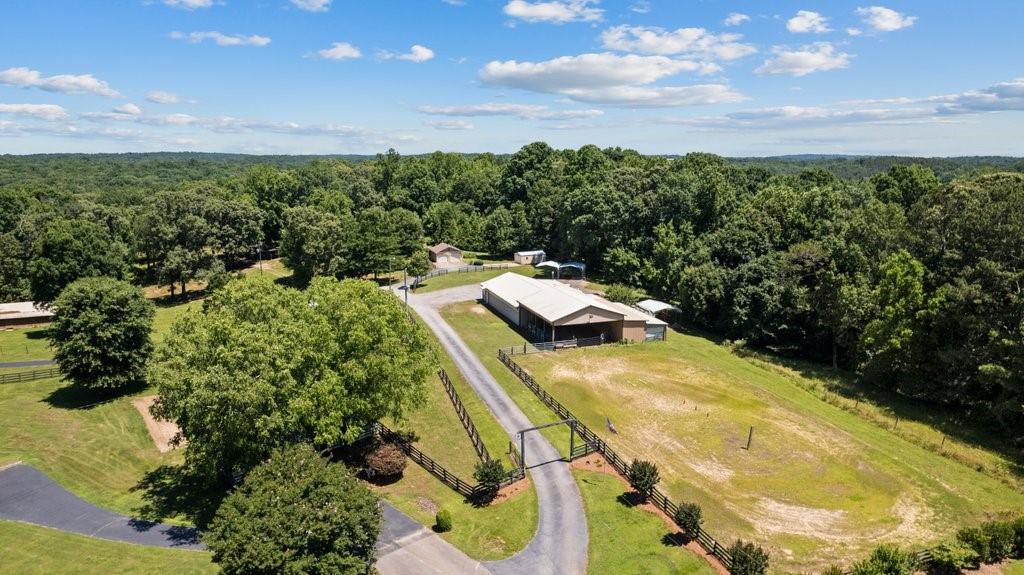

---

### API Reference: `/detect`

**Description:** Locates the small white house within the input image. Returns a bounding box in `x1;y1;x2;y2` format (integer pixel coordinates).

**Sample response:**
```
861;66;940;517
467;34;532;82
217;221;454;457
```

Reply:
514;250;546;265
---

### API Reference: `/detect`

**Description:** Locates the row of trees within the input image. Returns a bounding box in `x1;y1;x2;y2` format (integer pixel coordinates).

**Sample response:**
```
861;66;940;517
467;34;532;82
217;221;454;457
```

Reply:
4;146;1021;442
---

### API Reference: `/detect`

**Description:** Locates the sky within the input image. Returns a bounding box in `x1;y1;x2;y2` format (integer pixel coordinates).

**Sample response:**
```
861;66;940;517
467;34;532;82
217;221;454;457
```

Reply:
1;0;1022;156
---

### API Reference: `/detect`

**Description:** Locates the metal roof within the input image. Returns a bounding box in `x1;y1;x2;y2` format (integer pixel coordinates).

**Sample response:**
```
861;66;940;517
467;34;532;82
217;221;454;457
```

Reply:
515;250;546;256
636;299;679;315
428;243;460;254
0;301;53;321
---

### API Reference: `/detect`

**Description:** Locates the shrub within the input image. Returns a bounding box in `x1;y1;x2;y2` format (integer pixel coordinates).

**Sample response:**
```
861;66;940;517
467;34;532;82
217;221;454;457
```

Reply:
1012;516;1024;558
471;259;485;266
365;443;407;477
205;444;380;575
627;459;660;501
727;540;769;575
673;502;703;535
928;539;980;575
473;459;506;502
851;544;917;575
957;526;991;564
982;520;1015;562
605;284;645;306
434;509;453;533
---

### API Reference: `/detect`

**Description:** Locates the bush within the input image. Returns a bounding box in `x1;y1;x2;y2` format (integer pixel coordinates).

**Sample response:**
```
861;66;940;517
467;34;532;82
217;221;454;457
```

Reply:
851;544;917;575
957;526;991;564
365;443;407;477
982;520;1015;562
728;540;769;575
627;459;660;500
434;509;453;533
1012;516;1024;558
673;502;702;535
473;459;506;502
471;259;485;266
205;443;380;575
928;540;980;575
605;284;645;306
51;277;154;391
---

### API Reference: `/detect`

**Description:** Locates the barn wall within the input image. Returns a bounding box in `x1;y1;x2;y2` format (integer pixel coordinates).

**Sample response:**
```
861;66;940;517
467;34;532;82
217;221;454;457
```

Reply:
483;288;520;325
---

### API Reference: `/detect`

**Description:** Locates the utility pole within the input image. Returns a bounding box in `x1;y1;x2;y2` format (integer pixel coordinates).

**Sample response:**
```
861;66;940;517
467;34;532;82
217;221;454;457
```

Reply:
403;268;408;307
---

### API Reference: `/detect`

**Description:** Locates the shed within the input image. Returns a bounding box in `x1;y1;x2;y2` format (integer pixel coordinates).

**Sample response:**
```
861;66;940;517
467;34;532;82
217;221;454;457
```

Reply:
514;250;546;265
0;301;54;328
428;243;462;264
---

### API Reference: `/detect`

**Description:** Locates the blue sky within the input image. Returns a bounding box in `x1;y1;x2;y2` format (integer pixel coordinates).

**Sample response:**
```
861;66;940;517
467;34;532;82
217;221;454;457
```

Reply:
1;0;1022;156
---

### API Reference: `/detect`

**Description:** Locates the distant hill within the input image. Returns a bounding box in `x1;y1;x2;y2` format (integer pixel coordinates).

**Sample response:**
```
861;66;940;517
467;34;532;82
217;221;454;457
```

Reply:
725;155;1024;181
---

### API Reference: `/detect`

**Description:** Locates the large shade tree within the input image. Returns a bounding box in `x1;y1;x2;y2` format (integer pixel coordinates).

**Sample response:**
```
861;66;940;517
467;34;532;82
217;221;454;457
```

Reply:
151;275;434;483
51;277;155;391
28;218;131;302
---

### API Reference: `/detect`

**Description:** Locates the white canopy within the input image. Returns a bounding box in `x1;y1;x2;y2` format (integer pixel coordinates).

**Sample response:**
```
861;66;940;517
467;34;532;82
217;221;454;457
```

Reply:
535;261;560;270
636;299;679;315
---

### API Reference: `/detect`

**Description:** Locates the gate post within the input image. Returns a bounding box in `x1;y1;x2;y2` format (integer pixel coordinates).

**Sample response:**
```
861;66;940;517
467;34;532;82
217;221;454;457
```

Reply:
519;431;526;474
569;420;576;459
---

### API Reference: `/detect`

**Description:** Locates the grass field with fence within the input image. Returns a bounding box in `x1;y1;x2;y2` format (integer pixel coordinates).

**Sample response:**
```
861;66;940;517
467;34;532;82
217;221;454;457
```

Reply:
443;301;1024;572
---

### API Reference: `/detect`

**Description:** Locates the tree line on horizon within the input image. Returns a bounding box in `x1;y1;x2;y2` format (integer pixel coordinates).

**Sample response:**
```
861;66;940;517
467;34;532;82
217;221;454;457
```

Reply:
0;144;1021;444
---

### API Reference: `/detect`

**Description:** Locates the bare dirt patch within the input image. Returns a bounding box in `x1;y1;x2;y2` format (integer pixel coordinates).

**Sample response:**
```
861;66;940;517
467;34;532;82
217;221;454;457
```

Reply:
416;496;439;514
754;498;848;540
491;476;531;505
132;396;180;453
469;304;488;316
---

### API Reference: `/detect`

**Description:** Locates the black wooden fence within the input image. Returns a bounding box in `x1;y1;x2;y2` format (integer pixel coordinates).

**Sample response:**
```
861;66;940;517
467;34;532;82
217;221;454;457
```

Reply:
437;368;491;462
0;367;60;384
499;335;605;356
498;348;736;570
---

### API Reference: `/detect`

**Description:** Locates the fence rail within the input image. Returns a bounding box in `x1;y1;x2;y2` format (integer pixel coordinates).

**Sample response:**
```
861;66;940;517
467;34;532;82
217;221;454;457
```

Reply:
437;368;491;462
499;335;605;356
412;263;514;288
0;367;60;384
498;348;735;570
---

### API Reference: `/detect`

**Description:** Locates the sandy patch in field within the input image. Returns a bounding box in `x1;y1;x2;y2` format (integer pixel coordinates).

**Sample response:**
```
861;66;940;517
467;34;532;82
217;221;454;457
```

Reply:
878;495;936;542
416;496;439;514
754;498;848;539
469;304;487;316
550;357;631;388
686;458;735;483
132;396;181;453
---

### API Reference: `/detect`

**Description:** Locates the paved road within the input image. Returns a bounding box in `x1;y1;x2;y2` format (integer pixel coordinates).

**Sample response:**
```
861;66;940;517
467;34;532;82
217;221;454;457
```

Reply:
0;359;55;368
0;463;203;549
398;283;589;575
377;502;491;574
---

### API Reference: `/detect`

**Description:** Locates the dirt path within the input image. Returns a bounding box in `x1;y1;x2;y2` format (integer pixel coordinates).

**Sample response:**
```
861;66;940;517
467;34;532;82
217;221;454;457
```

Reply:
132;396;179;453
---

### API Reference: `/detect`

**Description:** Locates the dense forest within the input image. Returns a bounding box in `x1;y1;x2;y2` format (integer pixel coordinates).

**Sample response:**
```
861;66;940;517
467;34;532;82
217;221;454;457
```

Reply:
1;146;1022;443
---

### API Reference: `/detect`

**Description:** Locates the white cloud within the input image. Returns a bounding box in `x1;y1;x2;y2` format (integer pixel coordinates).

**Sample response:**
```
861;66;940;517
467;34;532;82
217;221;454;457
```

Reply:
479;52;743;107
317;42;362;60
856;6;916;32
418;102;603;120
723;13;750;26
787;10;831;33
755;43;851;76
558;84;747;107
442;0;466;5
170;31;271;47
83;111;199;125
0;103;70;121
379;45;435;63
146;90;181;104
426;120;474;130
503;0;603;24
936;77;1024;114
291;0;332;11
113;103;142;115
0;67;120;97
162;0;213;9
600;25;756;61
846;27;863;36
481;53;716;92
630;1;650;14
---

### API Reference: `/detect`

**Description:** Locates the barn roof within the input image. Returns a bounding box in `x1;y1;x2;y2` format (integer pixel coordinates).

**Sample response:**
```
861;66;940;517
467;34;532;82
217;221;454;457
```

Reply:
482;272;629;325
428;242;460;254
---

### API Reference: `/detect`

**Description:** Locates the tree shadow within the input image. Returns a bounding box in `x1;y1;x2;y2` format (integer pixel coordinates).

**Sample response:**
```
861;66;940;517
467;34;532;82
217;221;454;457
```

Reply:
24;328;51;340
126;518;202;547
661;532;688;547
616;490;644;508
43;381;147;410
132;464;227;529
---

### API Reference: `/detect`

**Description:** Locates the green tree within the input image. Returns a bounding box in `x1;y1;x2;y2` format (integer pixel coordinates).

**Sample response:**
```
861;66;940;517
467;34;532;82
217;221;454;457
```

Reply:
627;459;660;501
280;206;351;285
151;275;434;483
28;218;130;302
473;459;506;502
850;544;916;575
51;277;154;391
406;250;430;278
205;443;380;575
0;232;29;302
484;205;517;256
604;284;644;306
673;502;702;536
728;540;770;575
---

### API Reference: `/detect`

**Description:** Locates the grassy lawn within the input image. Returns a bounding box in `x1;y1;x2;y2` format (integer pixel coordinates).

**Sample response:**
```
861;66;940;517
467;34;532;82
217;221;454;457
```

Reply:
0;377;179;516
574;469;716;575
0;325;51;363
413;265;539;294
441;301;575;458
0;520;215;575
442;302;1024;572
1003;561;1024;575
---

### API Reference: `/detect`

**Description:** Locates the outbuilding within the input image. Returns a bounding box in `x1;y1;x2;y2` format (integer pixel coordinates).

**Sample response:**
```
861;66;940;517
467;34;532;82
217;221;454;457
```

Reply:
513;250;546;265
480;272;666;343
0;301;54;328
428;243;463;264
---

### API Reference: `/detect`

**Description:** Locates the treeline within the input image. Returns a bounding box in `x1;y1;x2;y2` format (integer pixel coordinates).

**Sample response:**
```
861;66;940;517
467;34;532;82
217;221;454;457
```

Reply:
1;145;1021;442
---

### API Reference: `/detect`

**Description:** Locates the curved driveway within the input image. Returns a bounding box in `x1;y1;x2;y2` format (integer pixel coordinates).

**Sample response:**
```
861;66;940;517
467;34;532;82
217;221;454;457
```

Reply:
399;284;589;575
